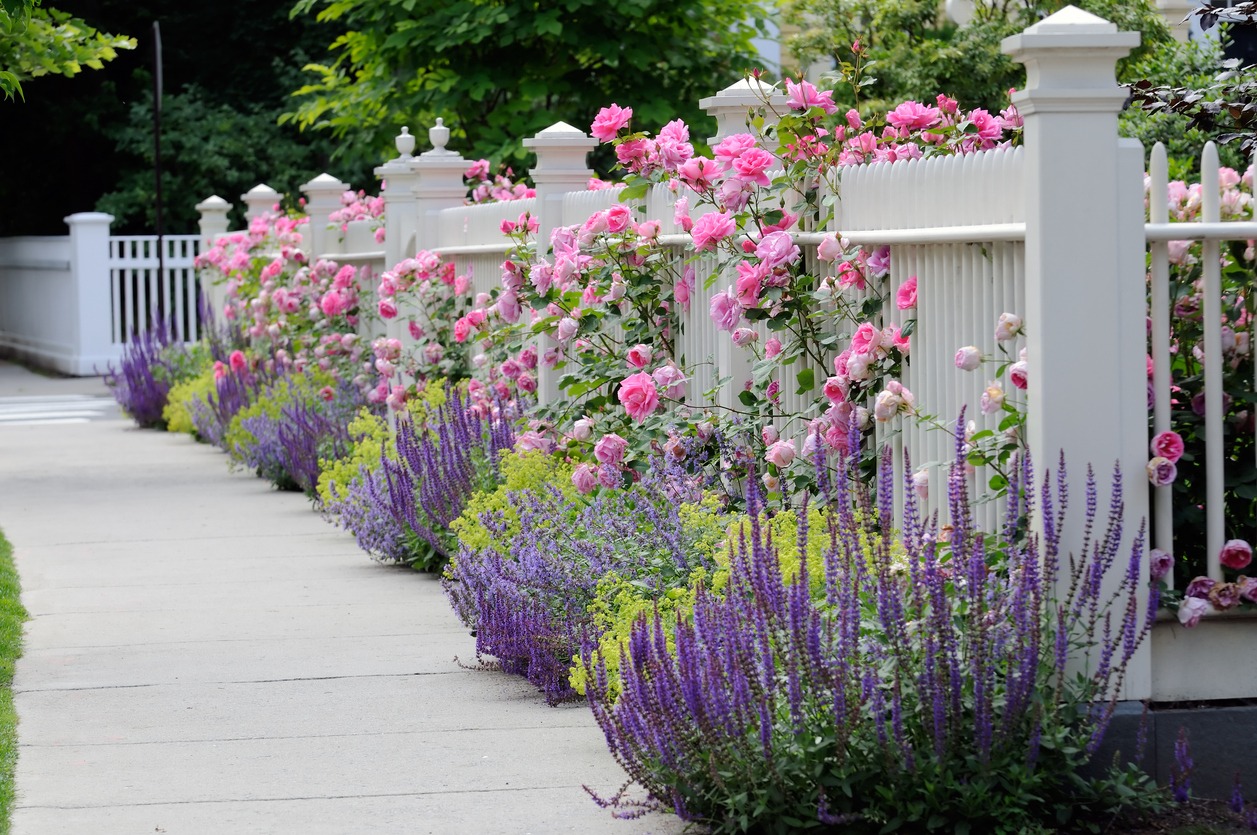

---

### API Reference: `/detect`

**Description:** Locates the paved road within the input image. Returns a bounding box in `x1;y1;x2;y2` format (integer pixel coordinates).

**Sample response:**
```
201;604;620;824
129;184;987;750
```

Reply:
0;362;677;834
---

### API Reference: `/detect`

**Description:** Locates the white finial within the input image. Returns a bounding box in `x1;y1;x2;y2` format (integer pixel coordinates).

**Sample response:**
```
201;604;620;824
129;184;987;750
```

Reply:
430;118;450;153
396;126;415;159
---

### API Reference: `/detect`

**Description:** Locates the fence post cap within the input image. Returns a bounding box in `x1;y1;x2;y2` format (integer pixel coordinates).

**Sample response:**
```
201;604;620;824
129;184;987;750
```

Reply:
523;120;598;149
195;195;231;212
1002;5;1140;55
698;76;784;110
300;173;349;193
63;212;114;225
241;183;281;199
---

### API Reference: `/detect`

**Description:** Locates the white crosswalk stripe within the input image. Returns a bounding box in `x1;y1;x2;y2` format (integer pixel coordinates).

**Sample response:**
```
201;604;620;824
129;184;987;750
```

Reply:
0;395;119;426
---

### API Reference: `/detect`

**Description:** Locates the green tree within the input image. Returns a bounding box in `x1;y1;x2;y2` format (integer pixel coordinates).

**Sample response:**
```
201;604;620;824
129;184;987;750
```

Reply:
783;0;1171;113
284;0;770;168
0;3;134;100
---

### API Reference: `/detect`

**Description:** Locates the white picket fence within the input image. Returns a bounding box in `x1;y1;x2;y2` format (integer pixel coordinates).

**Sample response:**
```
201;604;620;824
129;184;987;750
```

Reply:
0;214;202;375
191;7;1257;702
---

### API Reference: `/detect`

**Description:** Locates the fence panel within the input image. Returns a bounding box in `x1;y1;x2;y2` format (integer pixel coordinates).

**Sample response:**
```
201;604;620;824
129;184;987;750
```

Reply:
107;234;203;344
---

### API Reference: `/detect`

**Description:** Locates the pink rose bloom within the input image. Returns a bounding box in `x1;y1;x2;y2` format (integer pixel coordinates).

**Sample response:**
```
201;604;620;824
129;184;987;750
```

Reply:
515;431;552;454
386;385;407;412
591;104;633;142
453;317;472;343
1009;360;1028;390
755;230;801;269
885;325;910;356
886;100;941;132
1177;596;1208;628
713;132;757;164
556;317;579;342
735;262;764;308
517;372;537;394
761;472;780;493
764;337;783;359
500;359;523;380
626;343;653;369
709;288;741;332
912;469;929;501
378;298;398;319
1151;430;1185;463
762;425;779;445
1149;549;1174;581
1220;538;1253;570
691;211;736;251
228;350;247;374
618;371;660;422
677;157;725;192
732;327;758;347
635;219;660;240
955;346;982;371
673;196;693;233
1146;456;1177;487
968;108;1003;142
850;322;882;357
981;382;1006;415
896;275;917;310
874;389;903;422
995;312;1023;342
823;375;848;405
423;343;444;365
785;78;838;115
571;464;598;495
594;433;628;466
652;364;686;400
1185;575;1216;599
615;137;653;171
674;276;692;311
765;439;796;468
320;289;349;317
817;233;844;262
606;204;632;233
1238;575;1257;603
732;148;776;187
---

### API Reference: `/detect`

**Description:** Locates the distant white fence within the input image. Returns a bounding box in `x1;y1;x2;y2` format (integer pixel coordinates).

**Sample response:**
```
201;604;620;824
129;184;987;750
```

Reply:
0;213;201;375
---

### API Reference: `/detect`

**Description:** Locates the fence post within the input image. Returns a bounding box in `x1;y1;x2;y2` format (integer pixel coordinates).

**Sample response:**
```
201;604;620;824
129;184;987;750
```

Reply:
300;174;349;262
523;121;597;404
194;195;232;321
1003;8;1151;700
64;212;115;375
241;183;282;222
699;77;788;144
375;126;421;268
412;118;468;253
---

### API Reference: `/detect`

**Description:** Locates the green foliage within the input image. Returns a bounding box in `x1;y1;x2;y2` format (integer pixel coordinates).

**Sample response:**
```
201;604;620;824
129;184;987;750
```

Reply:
316;408;392;504
163;366;215;437
0;4;133;101
224;371;335;487
284;0;769;167
449;449;575;558
95;84;354;231
0;529;28;833
783;0;1171;114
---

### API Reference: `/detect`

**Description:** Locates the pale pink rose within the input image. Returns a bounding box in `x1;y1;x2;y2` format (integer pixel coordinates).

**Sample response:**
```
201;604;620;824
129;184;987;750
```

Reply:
618;371;659;422
635;219;660;240
761;472;780;493
765;439;796;468
1151;430;1185;463
673;196;694;233
516;372;537;394
1177;596;1208;628
755;230;801;269
732;327;758;347
845;353;872;382
571;463;598;495
822;375;848;405
709;288;741;332
1009;360;1028;390
1149;548;1174;581
374;358;396;378
591;104;633;142
1220;538;1253;570
1146;456;1177;487
873;389;903;422
995;312;1023;342
568;418;594;442
625;343;653;369
762;425;779;445
764;337;783;359
896;275;917;310
594;433;628;466
556;317;579;342
850;322;882;357
454;274;471;295
981;382;1005;415
955;346;982;371
423;343;444;365
817;233;844;262
515;431;552;453
500;359;522;380
1238;575;1257;603
386;385;407;412
912;469;929;500
691;211;736;251
652;364;686;400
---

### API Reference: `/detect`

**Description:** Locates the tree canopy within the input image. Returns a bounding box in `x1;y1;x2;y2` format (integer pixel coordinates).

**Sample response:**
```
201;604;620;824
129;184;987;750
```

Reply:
0;1;134;100
284;0;770;166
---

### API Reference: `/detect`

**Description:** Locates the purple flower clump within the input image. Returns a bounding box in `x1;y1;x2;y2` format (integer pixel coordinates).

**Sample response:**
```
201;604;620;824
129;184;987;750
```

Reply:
104;317;181;428
322;464;413;563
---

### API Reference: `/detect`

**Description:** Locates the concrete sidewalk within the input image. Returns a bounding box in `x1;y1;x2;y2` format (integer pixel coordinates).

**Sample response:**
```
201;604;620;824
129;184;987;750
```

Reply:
0;363;678;833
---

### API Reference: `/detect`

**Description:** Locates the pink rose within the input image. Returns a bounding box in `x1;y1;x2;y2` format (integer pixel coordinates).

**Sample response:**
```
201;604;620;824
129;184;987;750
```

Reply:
823;375;848;405
732;327;758;347
228;350;247;374
572;464;598;495
1220;538;1253;571
817;234;844;262
874;389;903;422
320;289;349;317
691;211;736;251
618;371;660;422
785;78;838;115
709;288;741;332
912;469;929;500
453;317;472;343
1146;456;1177;487
556;317;579;342
713;132;756;164
764;337;783;359
1151;431;1185;463
850;322;882;357
765;439;796;468
571;418;594;441
626;343;653;369
1238;575;1257;603
1009;360;1028;390
886;100;941;131
896;275;917;310
1177;596;1208;628
594;433;628;466
762;425;779;445
955;346;982;371
755;230;801;269
732;148;776;187
516;372;537;394
606;204;632;233
652;364;686;400
995;312;1023;342
981;382;1005;415
1185;576;1216;599
1150;548;1174;581
378;298;398;320
591;104;633;142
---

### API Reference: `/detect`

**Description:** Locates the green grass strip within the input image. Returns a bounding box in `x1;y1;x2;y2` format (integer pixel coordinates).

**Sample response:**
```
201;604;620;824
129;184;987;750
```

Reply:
0;530;27;834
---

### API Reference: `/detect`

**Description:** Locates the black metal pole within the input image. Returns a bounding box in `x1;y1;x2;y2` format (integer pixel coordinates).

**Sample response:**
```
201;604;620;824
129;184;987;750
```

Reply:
152;21;165;327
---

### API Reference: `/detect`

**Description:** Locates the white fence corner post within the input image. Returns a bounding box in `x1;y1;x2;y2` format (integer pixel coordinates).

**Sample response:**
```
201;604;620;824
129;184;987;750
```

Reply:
698;77;787;144
241;183;282;223
300;174;349;262
64;211;115;375
523;121;597;405
1003;7;1151;700
195;195;232;319
375;126;421;268
412;118;468;253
